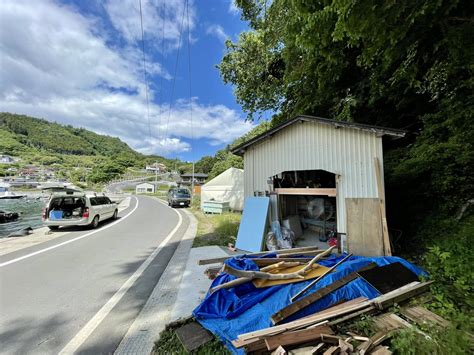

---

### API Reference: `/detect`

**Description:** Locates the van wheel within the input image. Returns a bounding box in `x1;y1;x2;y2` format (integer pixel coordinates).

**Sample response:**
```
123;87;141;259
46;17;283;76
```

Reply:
113;210;118;219
48;226;59;231
91;216;99;228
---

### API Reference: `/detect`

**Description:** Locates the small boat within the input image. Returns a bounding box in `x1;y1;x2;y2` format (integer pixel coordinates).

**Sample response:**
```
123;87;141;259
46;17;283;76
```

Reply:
0;210;20;223
0;184;26;199
0;191;27;199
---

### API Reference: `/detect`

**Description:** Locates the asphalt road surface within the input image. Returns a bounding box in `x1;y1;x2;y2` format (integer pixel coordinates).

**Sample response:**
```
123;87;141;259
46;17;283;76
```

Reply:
0;195;189;354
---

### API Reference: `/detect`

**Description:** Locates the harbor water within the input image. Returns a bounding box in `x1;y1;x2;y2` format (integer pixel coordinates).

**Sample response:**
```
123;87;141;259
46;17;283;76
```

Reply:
0;196;46;237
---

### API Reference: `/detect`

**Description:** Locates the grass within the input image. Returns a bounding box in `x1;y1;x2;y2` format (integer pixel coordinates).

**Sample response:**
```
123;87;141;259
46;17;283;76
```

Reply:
191;209;241;248
153;318;230;355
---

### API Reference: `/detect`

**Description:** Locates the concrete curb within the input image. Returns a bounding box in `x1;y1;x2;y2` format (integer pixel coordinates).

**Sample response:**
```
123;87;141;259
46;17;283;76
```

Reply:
114;208;198;355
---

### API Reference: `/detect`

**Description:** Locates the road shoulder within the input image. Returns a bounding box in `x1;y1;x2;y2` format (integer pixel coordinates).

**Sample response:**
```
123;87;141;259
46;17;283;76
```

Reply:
114;208;198;355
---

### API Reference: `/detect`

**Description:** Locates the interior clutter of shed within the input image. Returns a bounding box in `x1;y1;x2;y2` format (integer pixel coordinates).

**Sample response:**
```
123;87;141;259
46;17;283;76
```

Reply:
265;170;338;251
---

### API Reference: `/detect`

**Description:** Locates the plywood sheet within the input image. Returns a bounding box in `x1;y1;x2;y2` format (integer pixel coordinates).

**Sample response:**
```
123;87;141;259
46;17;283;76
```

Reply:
175;321;213;352
235;197;270;252
252;263;329;288
358;262;419;294
346;198;384;256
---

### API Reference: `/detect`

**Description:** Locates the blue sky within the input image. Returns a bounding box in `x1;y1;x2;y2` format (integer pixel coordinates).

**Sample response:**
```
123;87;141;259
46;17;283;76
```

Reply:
0;0;255;161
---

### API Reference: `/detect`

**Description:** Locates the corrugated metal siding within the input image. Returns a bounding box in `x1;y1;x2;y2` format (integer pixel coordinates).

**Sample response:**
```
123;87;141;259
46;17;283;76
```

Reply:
243;121;384;233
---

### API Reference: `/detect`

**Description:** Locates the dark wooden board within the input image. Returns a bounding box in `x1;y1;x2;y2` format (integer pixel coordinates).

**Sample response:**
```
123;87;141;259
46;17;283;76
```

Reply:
175;321;213;352
358;262;419;294
271;263;376;324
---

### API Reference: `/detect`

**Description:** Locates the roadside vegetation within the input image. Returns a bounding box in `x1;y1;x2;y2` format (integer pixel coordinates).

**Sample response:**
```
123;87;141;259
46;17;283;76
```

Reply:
189;196;241;248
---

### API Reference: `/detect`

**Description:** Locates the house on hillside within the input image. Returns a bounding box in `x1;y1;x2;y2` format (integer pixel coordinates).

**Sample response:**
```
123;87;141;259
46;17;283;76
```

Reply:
136;182;156;194
231;115;405;254
145;163;167;173
0;155;15;164
179;173;208;186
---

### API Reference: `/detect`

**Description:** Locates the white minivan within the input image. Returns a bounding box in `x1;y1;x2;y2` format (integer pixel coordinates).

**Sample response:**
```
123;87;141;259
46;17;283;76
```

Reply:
43;191;118;230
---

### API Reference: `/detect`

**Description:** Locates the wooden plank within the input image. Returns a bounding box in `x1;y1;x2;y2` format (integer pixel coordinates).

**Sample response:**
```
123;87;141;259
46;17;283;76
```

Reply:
373;313;412;331
328;306;376;326
277;250;328;258
372;281;433;309
275;188;337;197
198;246;320;265
253;257;313;266
400;306;450;327
271;345;287;355
264;325;334;351
290;254;353;302
320;334;341;345
237;298;370;343
358;262;419;294
175;321;213;352
374;157;391;256
253;264;330;288
272;263;377;324
346;198;384;256
323;346;340;355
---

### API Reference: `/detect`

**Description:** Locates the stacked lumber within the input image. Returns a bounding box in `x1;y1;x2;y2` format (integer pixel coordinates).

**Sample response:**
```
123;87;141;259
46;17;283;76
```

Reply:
229;280;438;354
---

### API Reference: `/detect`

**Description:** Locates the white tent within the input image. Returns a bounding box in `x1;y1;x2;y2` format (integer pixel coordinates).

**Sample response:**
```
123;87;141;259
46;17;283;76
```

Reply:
200;167;244;211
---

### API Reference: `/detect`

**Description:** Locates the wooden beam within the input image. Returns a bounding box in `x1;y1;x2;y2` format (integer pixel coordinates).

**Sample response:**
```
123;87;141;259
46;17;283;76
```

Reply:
236;298;370;343
374;157;391;256
372;281;433;309
253;257;313;266
271;263;376;324
290;253;353;302
275;188;337;196
264;325;333;351
197;246;320;265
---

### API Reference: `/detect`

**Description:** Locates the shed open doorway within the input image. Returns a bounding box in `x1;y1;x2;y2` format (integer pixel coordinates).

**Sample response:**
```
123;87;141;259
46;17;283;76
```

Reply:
270;170;338;250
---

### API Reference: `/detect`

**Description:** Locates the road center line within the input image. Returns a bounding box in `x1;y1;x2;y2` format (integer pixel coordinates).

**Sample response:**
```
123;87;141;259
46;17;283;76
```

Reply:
0;197;139;268
59;200;183;354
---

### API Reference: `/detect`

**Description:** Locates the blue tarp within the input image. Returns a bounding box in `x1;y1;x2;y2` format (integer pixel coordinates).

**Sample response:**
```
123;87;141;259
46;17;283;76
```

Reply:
193;253;427;354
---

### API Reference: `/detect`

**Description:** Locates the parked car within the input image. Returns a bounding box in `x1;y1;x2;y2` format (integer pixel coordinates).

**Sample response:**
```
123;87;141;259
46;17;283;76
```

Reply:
42;191;118;230
167;188;191;207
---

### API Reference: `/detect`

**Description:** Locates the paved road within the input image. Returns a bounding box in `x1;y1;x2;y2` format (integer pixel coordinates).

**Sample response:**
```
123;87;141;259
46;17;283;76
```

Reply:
0;195;189;354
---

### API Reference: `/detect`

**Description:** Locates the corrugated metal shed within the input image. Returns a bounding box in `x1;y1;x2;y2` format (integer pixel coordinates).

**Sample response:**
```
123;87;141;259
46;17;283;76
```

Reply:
235;118;401;234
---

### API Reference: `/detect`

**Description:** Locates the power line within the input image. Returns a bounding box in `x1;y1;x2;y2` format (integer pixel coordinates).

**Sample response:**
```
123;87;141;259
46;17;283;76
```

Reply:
164;0;187;140
186;0;193;142
138;0;152;143
157;0;166;139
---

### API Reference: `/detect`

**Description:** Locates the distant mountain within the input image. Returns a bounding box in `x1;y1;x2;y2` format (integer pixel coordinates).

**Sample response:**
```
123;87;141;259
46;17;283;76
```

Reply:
0;112;140;157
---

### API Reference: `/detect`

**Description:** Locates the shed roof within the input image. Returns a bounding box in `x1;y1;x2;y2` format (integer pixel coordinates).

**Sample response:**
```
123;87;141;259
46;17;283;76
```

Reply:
180;173;208;178
231;115;406;156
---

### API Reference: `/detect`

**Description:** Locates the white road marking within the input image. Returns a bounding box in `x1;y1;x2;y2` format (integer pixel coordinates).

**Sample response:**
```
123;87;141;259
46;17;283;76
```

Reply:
0;197;139;268
59;199;183;354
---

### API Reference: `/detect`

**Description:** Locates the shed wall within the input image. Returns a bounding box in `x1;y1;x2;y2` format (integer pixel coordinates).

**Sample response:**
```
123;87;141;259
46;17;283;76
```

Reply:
243;121;384;233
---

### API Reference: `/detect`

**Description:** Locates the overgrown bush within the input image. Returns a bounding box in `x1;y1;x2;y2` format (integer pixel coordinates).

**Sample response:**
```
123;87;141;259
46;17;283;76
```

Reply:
391;324;472;355
421;215;474;322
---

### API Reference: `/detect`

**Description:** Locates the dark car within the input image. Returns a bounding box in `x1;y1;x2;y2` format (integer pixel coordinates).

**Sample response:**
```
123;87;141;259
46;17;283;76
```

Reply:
167;188;191;207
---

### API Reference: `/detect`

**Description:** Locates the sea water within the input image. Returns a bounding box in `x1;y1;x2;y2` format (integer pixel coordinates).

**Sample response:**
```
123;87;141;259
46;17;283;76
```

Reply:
0;196;46;237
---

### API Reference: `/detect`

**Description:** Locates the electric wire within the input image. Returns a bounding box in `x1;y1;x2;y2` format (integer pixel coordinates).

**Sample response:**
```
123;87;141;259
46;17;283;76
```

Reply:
164;0;187;141
157;0;166;139
138;0;152;142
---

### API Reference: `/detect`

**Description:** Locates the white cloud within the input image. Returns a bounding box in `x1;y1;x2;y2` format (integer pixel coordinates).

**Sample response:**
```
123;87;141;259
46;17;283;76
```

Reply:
227;0;240;15
0;0;253;156
104;0;195;52
206;24;229;42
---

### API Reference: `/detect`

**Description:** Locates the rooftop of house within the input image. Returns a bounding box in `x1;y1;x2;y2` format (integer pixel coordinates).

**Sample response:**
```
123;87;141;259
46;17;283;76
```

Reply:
180;173;208;178
231;115;407;156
